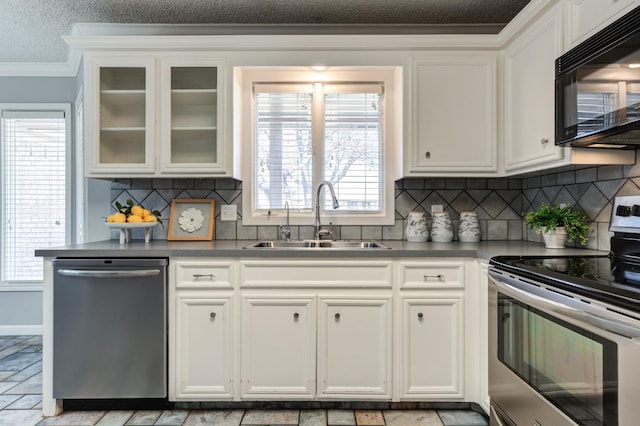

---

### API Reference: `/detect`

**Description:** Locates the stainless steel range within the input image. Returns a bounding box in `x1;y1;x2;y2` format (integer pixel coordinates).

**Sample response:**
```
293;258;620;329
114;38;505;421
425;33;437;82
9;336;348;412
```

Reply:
488;195;640;426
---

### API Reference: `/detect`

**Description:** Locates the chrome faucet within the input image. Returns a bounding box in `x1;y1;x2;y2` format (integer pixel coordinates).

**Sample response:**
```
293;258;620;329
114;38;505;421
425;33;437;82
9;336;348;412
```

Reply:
280;201;291;241
314;181;340;240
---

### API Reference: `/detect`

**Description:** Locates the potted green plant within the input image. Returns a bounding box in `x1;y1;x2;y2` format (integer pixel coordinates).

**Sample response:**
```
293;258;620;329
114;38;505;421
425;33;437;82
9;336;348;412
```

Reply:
524;203;590;248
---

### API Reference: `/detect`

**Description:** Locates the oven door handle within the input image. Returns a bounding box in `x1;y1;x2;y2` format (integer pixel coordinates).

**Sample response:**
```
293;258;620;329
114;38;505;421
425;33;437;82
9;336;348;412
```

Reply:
490;271;640;339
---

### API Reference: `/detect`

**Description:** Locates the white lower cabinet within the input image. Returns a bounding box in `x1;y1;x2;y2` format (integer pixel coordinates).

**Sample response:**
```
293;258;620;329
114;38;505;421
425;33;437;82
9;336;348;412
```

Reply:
169;257;480;405
399;296;464;398
396;260;468;400
318;297;392;399
173;294;234;399
241;297;316;399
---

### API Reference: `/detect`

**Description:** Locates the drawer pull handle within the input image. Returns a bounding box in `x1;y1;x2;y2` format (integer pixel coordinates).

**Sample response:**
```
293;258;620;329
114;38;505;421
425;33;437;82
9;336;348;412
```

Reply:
193;274;214;280
423;274;444;281
293;313;299;320
335;313;341;321
210;312;216;319
418;313;424;320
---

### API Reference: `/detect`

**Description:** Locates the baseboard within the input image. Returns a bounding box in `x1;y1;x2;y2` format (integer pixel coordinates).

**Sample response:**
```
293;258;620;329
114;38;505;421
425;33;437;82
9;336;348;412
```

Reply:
0;325;43;335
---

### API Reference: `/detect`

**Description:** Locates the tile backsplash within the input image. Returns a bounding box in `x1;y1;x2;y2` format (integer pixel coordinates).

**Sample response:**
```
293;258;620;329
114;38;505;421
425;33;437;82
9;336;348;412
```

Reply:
110;154;640;251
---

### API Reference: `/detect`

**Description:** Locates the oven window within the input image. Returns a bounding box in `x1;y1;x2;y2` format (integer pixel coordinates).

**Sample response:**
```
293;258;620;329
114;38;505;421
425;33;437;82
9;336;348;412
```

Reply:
498;293;618;425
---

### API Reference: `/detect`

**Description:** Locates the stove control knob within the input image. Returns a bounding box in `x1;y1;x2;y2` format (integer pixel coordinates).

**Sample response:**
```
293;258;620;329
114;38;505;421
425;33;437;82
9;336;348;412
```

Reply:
616;205;631;216
632;205;640;217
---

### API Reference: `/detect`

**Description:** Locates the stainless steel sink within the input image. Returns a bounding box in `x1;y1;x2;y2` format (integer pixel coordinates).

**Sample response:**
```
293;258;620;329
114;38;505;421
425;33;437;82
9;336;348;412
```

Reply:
243;240;391;250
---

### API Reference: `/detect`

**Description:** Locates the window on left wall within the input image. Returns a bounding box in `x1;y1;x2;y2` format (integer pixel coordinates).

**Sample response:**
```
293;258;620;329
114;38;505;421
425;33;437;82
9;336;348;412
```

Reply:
1;105;71;286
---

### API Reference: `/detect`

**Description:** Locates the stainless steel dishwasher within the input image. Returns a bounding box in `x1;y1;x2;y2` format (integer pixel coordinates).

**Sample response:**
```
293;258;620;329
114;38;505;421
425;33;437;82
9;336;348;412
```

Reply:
52;258;168;399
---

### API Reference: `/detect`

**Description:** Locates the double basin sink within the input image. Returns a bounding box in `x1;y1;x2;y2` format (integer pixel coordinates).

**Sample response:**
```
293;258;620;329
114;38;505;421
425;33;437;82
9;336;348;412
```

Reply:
243;240;391;250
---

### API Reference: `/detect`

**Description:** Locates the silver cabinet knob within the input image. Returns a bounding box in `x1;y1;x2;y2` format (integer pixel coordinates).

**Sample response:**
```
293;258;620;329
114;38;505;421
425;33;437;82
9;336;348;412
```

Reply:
334;313;341;320
540;138;549;145
210;312;216;319
293;313;299;320
425;151;431;159
418;313;424;320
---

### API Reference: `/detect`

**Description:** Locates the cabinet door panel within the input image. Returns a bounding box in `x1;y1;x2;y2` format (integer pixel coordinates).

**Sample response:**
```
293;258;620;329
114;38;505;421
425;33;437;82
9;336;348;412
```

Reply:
566;0;638;49
241;298;315;399
318;298;391;399
175;296;233;399
400;296;464;398
407;53;497;175
85;56;156;176
504;6;565;172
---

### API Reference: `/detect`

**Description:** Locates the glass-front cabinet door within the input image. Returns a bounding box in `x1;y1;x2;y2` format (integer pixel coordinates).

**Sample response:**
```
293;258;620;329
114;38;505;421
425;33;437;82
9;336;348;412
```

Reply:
160;58;226;174
85;56;156;175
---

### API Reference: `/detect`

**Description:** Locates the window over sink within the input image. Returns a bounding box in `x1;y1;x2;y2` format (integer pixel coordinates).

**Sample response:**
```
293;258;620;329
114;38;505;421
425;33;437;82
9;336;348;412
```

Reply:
237;67;401;226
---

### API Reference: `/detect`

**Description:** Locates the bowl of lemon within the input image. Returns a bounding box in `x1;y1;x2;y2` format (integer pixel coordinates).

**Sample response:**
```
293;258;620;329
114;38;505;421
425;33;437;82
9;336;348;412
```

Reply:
106;199;161;244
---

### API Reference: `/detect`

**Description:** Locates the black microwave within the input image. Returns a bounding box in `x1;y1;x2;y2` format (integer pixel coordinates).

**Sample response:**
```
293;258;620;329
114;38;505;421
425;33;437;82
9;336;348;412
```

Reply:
556;5;640;148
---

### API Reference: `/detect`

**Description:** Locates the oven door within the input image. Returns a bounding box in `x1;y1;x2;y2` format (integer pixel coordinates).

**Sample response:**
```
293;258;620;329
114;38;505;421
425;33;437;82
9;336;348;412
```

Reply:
488;268;640;426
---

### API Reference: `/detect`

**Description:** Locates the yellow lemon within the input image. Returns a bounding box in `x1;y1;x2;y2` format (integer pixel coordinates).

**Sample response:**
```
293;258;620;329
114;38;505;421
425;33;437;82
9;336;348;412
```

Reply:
143;214;158;222
106;214;115;223
131;205;144;217
113;212;127;223
127;214;143;223
141;208;151;217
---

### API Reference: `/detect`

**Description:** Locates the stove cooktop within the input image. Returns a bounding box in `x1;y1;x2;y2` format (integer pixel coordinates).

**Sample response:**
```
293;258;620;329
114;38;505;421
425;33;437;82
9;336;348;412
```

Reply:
490;255;640;314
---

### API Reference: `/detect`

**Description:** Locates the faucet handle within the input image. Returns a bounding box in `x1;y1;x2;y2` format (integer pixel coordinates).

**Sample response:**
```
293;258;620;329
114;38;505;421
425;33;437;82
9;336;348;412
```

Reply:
280;225;291;241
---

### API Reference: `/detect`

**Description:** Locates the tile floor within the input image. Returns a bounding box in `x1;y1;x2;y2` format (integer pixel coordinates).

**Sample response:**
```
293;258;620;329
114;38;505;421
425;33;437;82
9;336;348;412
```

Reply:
0;336;488;426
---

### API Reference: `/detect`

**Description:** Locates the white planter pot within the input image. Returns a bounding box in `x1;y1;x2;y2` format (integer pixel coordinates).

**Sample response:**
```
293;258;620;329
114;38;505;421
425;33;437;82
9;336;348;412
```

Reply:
542;227;568;249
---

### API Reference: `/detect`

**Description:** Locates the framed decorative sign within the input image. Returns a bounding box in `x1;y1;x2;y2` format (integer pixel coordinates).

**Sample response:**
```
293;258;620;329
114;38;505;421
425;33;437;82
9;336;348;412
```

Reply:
167;199;215;241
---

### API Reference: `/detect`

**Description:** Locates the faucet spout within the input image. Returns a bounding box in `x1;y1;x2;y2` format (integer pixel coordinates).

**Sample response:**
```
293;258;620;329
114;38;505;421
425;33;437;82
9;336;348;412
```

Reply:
280;201;291;241
314;181;339;240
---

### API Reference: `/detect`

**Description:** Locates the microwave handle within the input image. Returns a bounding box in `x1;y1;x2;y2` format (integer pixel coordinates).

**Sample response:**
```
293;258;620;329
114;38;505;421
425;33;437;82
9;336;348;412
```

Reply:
489;271;640;339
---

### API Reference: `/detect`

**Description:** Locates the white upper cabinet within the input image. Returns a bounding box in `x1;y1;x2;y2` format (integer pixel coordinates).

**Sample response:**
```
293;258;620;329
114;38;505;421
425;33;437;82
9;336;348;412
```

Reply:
565;0;639;50
503;4;566;173
85;55;157;175
405;52;498;176
159;57;227;175
84;53;228;177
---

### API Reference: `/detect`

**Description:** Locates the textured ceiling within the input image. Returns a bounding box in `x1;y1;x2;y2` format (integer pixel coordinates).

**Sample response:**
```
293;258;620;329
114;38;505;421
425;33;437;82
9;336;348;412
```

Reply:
1;0;531;64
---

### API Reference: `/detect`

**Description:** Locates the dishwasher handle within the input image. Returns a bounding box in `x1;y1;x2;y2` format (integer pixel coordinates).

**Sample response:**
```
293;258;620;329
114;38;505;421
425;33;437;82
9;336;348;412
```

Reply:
57;269;161;279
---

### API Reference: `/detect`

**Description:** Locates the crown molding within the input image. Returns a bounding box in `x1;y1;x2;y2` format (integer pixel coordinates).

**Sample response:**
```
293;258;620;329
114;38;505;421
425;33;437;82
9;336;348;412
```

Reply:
497;0;558;45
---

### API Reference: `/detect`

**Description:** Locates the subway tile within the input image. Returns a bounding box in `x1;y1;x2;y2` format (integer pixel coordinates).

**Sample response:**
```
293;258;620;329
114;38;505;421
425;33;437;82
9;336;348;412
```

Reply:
152;179;174;189
237;222;258;240
174;179;195;189
402;179;424;190
194;178;216;190
215;178;240;190
540;173;556;187
507;179;522;190
216;220;238;240
465;178;487;190
130;179;153;189
487;178;508;190
487;220;508;240
556;171;576;185
444;178;466;190
361;226;383;240
382;220;404;240
526;176;541;188
576;167;597;183
341;226;362;240
424;179;446;190
597;165;624;180
257;226;279;241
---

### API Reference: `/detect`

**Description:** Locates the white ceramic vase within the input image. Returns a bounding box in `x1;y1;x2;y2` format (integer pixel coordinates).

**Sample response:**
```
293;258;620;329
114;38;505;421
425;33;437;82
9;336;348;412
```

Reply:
458;211;481;242
406;210;428;242
542;227;568;249
430;211;453;243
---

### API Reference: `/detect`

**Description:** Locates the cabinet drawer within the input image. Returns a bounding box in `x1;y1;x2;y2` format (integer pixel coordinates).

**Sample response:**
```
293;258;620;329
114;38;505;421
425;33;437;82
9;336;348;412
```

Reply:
174;261;234;289
397;261;465;289
239;260;393;288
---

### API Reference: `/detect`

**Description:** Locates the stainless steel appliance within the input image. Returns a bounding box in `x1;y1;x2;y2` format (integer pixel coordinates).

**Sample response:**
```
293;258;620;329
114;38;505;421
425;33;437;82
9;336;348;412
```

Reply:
52;258;168;399
556;5;640;148
489;196;640;425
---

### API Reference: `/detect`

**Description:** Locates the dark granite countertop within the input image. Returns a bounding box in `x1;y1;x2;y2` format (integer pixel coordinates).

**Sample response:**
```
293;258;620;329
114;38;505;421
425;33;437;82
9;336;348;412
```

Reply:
35;239;607;262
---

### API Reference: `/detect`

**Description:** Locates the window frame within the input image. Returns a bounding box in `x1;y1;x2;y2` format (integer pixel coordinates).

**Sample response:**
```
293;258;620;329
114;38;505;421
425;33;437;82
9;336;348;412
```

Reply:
238;67;401;226
0;103;73;290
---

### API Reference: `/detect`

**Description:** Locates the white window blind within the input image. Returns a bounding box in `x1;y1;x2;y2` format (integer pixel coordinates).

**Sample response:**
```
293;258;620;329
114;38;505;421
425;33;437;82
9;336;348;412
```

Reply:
2;110;66;282
253;82;383;214
254;84;313;211
324;84;382;212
